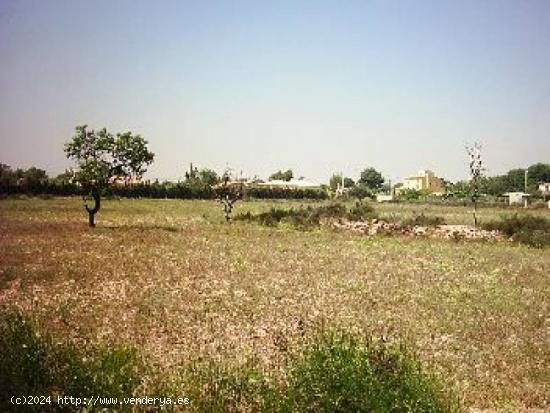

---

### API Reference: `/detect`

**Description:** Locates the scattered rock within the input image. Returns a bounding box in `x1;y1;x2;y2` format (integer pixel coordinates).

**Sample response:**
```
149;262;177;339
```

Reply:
434;225;502;241
331;220;503;241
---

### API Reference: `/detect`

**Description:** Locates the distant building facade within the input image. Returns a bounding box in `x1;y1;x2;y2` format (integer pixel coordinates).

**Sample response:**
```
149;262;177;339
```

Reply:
255;179;321;189
399;170;445;194
109;175;145;186
213;178;322;191
376;194;393;202
503;192;530;206
538;183;550;196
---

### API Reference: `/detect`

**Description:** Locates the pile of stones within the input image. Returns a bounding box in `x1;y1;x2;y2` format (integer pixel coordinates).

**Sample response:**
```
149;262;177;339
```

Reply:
433;224;501;241
330;219;502;241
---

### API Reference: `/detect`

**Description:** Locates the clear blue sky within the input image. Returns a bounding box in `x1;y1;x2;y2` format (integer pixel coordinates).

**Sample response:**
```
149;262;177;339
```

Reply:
1;0;549;183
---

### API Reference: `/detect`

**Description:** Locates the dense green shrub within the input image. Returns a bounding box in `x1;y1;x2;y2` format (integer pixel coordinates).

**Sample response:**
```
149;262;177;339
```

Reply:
185;331;460;413
347;200;377;221
283;332;458;413
514;229;550;248
235;202;377;229
0;311;459;412
0;312;59;402
184;359;276;412
245;186;328;200
348;184;374;200
0;311;143;412
397;188;421;201
0;181;327;200
482;214;550;248
402;213;445;227
235;207;319;229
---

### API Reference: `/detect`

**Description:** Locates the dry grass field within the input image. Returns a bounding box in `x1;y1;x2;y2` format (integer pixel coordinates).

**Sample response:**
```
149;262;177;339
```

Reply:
0;198;549;411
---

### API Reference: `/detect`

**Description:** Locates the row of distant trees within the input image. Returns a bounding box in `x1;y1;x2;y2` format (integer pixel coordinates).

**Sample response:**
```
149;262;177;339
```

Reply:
0;164;329;200
445;163;550;197
329;168;385;190
3;163;550;201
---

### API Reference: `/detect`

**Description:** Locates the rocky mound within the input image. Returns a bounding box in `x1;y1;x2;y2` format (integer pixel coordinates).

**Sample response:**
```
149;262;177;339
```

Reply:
330;219;502;241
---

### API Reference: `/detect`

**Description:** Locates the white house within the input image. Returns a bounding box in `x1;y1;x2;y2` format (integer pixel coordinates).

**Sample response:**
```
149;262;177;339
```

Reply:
376;194;393;202
255;179;322;189
538;183;550;196
400;170;445;194
503;192;530;206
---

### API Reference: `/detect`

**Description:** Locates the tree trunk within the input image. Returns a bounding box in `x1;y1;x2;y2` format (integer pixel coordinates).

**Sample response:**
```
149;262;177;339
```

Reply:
84;189;101;227
473;200;477;228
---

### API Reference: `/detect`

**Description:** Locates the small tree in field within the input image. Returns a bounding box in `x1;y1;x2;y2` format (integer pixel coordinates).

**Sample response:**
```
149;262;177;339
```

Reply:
213;170;243;222
64;125;154;227
466;142;483;228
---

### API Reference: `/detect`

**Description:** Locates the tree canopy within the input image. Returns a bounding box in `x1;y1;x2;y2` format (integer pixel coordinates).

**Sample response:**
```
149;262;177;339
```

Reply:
527;163;550;185
358;167;384;189
329;173;355;191
269;169;293;182
64;125;154;189
185;166;219;186
64;125;154;227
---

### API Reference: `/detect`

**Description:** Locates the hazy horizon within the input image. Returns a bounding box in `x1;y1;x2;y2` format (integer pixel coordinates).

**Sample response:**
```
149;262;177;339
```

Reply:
1;0;549;184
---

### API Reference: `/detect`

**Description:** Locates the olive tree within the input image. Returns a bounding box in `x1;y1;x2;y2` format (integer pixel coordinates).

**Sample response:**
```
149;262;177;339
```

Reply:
64;125;154;227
